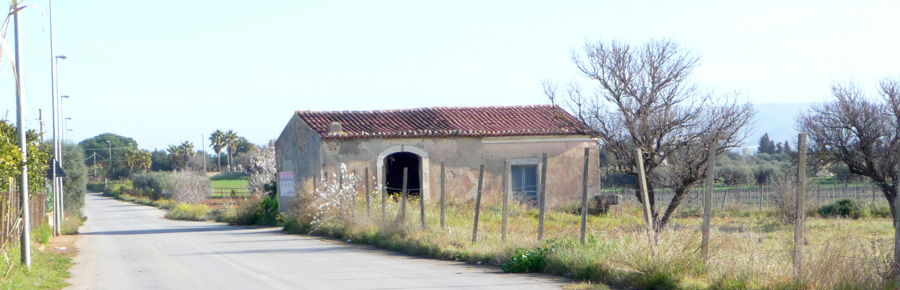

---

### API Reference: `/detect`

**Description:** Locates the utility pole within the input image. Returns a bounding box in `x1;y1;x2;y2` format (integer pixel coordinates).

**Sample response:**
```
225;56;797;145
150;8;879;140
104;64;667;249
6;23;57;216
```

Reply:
48;0;61;236
201;134;207;173
15;9;32;268
38;109;44;143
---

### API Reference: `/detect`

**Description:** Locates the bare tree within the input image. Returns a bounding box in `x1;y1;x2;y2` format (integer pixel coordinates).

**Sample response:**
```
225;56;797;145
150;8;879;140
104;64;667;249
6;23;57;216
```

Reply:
172;170;212;205
797;78;900;267
546;38;754;230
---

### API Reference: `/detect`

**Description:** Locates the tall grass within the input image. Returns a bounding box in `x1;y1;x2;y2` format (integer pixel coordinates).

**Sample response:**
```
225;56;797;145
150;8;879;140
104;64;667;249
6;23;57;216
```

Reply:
164;203;209;221
282;171;900;289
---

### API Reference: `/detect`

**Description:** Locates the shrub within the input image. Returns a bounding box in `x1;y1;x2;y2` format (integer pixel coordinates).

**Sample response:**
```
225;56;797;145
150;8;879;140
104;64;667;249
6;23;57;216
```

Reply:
165;203;210;221
223;196;280;226
502;247;550;273
305;164;360;232
32;224;52;246
254;196;279;226
132;172;174;199
61;213;83;234
613;231;705;289
152;199;177;209
818;199;865;219
282;216;312;234
62;142;88;218
87;182;105;193
768;172;815;224
172;170;212;205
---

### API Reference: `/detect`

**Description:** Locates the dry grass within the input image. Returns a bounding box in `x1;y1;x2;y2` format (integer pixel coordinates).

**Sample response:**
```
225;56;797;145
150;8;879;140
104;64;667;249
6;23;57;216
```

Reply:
284;188;899;289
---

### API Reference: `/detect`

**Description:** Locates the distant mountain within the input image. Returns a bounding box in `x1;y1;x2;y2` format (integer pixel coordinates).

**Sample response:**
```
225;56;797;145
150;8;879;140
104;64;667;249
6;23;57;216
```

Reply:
741;102;812;152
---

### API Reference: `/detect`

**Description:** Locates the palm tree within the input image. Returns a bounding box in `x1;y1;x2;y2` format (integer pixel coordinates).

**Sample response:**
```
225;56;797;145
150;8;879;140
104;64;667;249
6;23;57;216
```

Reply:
137;150;152;173
224;130;239;172
209;129;225;172
179;141;195;170
122;148;139;176
166;145;182;170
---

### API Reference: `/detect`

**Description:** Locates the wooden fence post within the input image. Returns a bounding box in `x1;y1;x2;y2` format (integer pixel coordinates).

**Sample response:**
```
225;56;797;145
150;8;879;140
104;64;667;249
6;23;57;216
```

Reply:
795;133;807;283
381;166;386;219
440;162;445;229
702;142;717;261
472;165;484;243
635;148;653;232
538;153;548;241
580;147;590;244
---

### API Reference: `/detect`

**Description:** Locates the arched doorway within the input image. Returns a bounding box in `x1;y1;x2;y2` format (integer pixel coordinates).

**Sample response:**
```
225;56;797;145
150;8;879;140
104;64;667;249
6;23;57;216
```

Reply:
383;152;421;197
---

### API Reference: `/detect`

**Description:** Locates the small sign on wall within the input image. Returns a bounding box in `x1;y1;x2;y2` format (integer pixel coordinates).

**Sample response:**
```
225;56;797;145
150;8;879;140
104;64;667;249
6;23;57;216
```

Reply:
279;171;296;197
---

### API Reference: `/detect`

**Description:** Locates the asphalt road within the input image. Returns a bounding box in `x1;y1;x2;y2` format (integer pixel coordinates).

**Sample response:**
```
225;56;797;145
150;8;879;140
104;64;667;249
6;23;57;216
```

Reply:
67;194;569;289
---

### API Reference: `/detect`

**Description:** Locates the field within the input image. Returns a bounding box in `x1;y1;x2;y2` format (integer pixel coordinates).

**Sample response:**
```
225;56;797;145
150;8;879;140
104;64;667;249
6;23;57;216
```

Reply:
285;190;899;289
210;179;250;198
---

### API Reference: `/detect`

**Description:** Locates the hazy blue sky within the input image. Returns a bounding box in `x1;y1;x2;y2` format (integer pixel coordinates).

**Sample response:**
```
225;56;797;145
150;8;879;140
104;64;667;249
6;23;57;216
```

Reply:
2;1;899;150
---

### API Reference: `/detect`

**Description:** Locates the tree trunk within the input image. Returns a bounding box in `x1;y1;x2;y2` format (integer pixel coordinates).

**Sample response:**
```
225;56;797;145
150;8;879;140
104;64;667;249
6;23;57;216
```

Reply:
888;188;900;270
228;152;233;172
877;182;900;273
634;183;658;227
658;187;688;230
216;153;221;172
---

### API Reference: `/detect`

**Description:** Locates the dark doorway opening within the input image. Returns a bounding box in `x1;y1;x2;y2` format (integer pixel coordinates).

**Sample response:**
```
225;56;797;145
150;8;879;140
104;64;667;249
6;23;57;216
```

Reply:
384;152;421;197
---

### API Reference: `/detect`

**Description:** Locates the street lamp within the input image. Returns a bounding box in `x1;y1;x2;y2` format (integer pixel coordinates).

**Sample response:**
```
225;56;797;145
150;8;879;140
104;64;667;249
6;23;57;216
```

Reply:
64;117;71;141
52;55;67;237
60;95;69;141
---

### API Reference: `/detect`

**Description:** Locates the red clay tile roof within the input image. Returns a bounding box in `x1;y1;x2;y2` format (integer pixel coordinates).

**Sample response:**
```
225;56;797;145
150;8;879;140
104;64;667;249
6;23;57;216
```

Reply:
295;105;592;140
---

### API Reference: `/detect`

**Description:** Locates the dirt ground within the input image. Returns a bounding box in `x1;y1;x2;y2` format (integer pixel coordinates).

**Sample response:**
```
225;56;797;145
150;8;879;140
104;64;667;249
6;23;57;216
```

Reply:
46;234;78;258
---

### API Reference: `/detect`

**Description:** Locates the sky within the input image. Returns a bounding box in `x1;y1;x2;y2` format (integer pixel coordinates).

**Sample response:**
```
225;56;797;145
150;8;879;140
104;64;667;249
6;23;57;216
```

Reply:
1;1;899;150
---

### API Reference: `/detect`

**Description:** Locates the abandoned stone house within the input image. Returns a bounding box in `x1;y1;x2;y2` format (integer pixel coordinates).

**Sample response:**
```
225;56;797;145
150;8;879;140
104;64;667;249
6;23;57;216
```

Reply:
274;105;602;212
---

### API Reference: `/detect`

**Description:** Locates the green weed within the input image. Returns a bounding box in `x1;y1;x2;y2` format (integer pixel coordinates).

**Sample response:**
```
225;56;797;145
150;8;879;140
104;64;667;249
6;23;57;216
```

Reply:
164;203;209;221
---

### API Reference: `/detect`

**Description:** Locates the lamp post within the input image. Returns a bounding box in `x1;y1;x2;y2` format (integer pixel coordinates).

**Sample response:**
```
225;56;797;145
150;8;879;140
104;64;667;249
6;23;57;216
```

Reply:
61;95;69;141
64;117;71;141
49;0;62;237
53;55;66;237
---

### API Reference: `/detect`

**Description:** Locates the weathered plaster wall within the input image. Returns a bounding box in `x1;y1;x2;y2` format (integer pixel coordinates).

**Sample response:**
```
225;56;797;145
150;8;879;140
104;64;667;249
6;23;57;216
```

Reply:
314;136;600;208
274;115;322;211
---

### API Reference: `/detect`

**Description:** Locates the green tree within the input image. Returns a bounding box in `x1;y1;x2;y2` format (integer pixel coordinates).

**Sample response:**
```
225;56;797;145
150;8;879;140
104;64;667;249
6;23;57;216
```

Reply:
0;120;49;196
224;130;239;172
61;142;87;217
137;150;152;173
122;148;139;175
149;149;173;171
179;141;195;169
78;133;138;180
209;129;225;172
757;133;776;154
166;145;182;170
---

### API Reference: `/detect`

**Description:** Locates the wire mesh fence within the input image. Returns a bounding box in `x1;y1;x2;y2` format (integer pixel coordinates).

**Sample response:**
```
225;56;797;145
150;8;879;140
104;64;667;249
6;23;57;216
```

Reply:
604;182;887;212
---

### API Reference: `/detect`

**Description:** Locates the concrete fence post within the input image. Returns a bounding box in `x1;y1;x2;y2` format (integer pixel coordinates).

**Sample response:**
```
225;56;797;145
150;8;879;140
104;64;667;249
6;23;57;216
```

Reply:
795;133;807;283
702;142;717;261
580;147;590;244
472;165;484;243
538;153;548;241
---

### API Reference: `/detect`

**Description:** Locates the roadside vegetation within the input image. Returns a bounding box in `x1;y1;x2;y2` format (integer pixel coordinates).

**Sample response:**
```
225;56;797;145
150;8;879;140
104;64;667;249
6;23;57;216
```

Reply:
280;173;898;289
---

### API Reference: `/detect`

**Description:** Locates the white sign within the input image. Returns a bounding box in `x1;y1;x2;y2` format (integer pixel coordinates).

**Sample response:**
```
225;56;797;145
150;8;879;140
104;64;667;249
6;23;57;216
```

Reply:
279;171;296;197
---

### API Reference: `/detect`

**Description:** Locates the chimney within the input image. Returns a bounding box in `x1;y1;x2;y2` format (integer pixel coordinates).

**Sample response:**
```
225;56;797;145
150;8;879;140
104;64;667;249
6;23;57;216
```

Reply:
328;122;342;134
